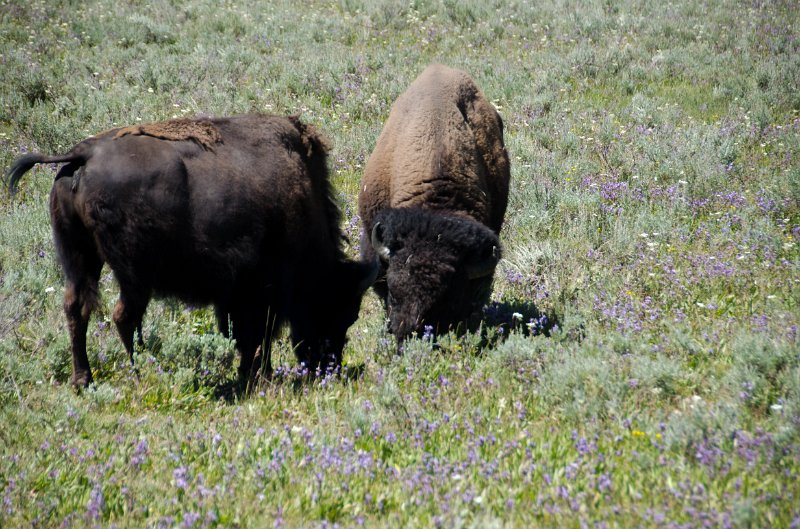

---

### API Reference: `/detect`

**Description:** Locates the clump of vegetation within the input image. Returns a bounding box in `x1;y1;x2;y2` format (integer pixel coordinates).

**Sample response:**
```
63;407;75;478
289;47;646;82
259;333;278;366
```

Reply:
1;0;798;527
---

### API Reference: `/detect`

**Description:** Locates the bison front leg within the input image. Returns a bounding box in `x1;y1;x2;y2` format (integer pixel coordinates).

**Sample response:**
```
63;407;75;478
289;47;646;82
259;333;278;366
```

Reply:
225;308;276;390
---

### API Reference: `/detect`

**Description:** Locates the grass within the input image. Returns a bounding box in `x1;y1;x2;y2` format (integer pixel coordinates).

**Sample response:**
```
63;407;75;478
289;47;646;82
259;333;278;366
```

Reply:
1;0;799;527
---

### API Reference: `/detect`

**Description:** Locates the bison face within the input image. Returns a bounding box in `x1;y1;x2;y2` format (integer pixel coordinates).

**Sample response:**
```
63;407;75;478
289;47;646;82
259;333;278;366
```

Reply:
292;259;378;374
370;208;500;341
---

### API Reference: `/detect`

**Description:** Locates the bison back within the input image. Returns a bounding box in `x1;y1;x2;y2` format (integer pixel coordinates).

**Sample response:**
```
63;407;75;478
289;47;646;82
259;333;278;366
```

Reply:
359;64;510;238
66;114;340;305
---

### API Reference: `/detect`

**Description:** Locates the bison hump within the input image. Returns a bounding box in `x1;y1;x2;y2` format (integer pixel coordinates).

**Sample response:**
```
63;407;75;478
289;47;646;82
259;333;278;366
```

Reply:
113;118;223;150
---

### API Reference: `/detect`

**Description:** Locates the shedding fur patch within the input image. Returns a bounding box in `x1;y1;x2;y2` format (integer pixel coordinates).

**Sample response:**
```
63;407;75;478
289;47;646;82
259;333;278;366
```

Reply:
114;118;222;150
288;115;331;157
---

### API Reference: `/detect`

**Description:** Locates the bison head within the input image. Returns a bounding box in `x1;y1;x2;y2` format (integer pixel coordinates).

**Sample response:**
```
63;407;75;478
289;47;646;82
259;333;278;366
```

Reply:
370;208;501;341
291;258;379;374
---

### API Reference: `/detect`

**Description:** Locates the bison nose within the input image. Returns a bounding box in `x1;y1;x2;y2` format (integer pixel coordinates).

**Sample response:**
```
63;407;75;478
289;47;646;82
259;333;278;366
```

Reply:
399;318;426;341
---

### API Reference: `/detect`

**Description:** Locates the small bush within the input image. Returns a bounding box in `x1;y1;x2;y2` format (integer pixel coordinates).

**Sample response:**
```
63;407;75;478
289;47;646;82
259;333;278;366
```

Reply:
155;331;237;390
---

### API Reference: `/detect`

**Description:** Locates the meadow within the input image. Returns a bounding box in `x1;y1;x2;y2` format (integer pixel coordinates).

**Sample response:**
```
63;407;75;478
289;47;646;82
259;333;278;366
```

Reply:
1;0;798;527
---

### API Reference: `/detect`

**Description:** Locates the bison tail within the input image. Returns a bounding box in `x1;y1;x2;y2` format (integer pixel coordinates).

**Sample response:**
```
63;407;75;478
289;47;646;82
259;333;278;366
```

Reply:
7;154;46;195
6;152;86;196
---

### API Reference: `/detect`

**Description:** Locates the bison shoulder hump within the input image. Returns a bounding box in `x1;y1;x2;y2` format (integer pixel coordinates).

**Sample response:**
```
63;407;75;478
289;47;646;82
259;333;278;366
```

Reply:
113;118;223;150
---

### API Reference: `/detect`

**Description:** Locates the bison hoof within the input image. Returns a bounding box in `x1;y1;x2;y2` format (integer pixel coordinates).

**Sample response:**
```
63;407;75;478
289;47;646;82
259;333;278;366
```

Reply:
71;371;93;389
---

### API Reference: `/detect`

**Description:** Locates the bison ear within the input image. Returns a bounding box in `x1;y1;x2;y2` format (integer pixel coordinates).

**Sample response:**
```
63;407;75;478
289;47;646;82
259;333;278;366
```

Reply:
371;222;392;261
465;245;500;280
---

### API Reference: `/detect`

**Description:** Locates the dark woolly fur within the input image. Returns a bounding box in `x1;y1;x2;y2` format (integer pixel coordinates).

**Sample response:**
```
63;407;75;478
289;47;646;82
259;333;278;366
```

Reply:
6;114;376;388
372;207;501;339
285;116;345;260
375;208;500;256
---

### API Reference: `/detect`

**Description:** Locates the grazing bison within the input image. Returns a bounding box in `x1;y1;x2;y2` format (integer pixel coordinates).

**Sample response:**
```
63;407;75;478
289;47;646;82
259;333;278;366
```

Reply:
358;64;510;340
7;114;377;388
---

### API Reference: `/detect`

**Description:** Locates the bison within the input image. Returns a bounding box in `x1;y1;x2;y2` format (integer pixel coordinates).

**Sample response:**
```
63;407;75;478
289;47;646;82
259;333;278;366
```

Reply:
358;64;511;340
7;114;377;388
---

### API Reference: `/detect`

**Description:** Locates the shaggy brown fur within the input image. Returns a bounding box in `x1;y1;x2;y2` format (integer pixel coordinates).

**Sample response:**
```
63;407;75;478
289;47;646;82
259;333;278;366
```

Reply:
114;118;223;150
358;64;511;340
358;63;510;234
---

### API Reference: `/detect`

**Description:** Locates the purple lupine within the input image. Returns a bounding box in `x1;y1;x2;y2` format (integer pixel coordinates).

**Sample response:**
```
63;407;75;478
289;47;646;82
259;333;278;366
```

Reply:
273;507;284;528
130;438;149;469
181;511;200;528
173;466;190;490
86;483;104;520
740;381;754;401
751;314;769;332
756;193;777;214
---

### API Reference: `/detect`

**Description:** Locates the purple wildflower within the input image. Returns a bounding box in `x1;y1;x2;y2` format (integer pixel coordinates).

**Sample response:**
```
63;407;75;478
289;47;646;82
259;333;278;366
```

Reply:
86;484;104;520
131;438;149;469
740;381;754;401
181;511;201;528
173;466;190;490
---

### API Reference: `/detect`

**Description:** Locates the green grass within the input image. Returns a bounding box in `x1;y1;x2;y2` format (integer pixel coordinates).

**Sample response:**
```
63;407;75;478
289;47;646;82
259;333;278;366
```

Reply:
1;0;799;527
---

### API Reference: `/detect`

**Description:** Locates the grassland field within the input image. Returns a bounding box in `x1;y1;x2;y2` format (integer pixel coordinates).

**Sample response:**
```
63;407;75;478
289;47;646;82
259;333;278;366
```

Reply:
0;0;799;527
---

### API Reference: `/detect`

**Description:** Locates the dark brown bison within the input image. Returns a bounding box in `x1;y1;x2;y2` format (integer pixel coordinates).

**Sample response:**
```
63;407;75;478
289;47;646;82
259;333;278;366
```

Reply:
358;64;510;340
7;114;377;388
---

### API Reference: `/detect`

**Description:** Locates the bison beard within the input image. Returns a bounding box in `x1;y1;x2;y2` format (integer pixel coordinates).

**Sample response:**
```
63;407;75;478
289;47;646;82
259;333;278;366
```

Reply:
7;114;377;389
358;64;511;341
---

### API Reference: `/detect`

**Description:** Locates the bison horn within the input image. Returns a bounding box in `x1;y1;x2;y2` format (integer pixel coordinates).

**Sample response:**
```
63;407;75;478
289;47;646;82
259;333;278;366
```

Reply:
371;222;392;261
466;245;500;279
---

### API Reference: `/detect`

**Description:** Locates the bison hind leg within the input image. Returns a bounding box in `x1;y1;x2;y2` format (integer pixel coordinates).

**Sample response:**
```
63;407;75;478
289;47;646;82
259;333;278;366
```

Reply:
112;286;151;370
63;276;101;388
51;191;104;388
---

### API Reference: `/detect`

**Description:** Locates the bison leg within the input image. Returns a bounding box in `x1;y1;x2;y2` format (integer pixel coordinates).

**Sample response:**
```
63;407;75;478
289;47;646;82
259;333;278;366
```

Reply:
60;264;102;388
112;289;150;368
51;184;103;388
223;308;276;387
63;277;100;388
